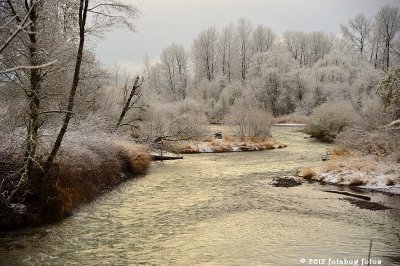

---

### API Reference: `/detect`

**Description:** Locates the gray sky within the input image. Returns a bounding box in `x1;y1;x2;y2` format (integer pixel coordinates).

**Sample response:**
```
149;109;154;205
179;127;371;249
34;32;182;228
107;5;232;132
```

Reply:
95;0;400;73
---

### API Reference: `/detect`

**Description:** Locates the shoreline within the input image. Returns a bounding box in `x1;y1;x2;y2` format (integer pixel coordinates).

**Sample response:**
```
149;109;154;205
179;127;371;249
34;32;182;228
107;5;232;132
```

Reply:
165;135;287;154
297;150;400;196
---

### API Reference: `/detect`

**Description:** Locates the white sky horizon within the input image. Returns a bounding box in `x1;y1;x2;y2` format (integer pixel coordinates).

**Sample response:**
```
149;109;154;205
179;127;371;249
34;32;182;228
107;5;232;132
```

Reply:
94;0;400;74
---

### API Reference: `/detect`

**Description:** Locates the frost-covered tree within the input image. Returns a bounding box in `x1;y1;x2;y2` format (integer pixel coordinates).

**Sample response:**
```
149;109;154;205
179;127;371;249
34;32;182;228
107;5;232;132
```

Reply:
237;17;253;81
377;66;400;119
340;13;373;55
251;24;276;54
192;26;219;82
0;0;140;200
160;42;188;100
218;23;237;82
375;5;400;69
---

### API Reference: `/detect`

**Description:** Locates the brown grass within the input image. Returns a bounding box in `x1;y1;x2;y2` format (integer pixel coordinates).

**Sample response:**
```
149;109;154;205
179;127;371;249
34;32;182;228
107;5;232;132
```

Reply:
168;134;286;154
36;140;151;225
332;147;352;156
0;139;152;229
348;176;367;186
174;142;199;154
202;135;214;142
297;168;316;179
222;134;237;142
386;178;395;186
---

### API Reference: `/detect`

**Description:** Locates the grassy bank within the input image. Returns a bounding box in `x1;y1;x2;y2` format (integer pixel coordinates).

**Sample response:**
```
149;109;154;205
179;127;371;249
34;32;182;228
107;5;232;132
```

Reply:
167;134;287;154
297;147;400;194
0;138;150;230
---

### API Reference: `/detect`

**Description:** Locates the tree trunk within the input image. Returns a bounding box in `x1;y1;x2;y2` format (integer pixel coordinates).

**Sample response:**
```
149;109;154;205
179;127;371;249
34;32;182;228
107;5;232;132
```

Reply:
115;76;141;129
42;0;89;177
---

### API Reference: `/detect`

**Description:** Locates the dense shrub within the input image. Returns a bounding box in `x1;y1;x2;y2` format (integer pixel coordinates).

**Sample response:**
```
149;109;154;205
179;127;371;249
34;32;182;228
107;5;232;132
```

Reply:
140;98;208;141
377;66;400;119
337;127;400;160
303;101;360;142
225;106;274;138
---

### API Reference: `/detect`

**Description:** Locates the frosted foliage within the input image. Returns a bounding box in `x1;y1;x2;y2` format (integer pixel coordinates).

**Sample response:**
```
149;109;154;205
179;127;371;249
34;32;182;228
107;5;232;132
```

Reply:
304;101;360;142
140;99;207;140
226;105;273;138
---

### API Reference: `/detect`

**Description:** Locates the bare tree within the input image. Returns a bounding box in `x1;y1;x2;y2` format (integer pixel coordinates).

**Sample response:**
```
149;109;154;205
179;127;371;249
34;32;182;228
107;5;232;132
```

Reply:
375;5;400;69
237;17;252;81
251;24;276;54
218;23;236;82
114;75;148;130
340;13;373;55
192;26;219;82
160;42;188;100
44;0;140;175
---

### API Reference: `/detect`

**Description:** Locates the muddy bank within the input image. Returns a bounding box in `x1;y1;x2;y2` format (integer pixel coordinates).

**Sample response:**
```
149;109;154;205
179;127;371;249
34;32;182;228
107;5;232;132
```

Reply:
0;140;150;231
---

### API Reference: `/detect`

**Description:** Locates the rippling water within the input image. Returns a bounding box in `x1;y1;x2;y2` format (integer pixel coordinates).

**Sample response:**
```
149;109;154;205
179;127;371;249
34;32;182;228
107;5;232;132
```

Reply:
1;126;399;265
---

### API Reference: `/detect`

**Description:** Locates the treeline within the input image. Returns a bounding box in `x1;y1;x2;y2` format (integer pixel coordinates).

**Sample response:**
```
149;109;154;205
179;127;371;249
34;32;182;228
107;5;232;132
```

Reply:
141;5;399;128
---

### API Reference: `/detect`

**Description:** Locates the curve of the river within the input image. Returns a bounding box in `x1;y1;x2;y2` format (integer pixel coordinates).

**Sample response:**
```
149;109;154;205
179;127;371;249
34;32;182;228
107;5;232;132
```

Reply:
1;126;399;265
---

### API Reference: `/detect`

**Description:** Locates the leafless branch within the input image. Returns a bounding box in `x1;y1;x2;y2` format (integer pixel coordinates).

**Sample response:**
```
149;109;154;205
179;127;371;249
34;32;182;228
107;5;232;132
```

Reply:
87;3;128;11
0;60;58;74
38;110;77;115
0;1;35;54
0;15;18;29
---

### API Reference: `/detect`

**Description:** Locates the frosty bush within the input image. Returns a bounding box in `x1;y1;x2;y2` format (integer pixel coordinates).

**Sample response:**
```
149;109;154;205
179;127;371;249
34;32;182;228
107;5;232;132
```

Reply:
140;98;208;141
225;106;273;138
304;101;360;142
337;128;400;160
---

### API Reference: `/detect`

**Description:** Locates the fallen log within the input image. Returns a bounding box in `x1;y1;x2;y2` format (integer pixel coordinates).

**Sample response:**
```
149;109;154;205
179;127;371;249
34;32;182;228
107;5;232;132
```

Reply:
151;155;184;161
323;190;371;201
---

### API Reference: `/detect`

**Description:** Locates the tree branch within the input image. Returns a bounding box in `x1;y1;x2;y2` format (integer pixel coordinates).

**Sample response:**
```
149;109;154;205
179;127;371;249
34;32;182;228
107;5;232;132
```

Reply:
0;1;35;54
38;110;77;115
0;60;58;74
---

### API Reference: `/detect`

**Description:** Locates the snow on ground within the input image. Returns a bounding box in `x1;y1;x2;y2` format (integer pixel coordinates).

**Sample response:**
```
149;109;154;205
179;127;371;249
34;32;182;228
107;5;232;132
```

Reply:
299;155;400;195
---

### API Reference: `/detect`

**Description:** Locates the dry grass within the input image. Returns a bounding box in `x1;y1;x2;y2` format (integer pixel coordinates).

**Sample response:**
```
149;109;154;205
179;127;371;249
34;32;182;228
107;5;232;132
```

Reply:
386;178;395;186
298;147;399;188
0;137;152;229
56;140;150;210
222;134;237;142
297;168;316;179
202;135;214;142
348;175;367;186
332;147;352;156
167;134;286;153
173;142;199;154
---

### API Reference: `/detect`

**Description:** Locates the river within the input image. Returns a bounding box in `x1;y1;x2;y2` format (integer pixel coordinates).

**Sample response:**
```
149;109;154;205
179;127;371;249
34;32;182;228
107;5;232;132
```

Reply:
1;126;399;265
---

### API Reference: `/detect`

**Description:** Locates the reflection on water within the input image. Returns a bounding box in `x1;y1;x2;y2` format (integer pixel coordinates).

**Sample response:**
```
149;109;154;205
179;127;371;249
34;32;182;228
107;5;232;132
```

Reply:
1;126;399;265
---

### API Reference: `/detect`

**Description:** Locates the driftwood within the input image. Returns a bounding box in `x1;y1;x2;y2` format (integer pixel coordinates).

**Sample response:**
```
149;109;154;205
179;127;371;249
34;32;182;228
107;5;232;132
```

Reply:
323;190;371;200
151;155;183;161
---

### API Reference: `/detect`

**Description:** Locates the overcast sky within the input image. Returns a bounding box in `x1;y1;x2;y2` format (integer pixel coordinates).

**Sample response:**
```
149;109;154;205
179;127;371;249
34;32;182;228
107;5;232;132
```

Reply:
95;0;400;73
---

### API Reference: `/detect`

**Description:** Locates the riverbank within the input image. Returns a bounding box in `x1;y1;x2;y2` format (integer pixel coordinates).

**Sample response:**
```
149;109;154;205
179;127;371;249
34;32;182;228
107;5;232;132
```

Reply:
166;135;287;154
297;147;400;195
0;139;150;230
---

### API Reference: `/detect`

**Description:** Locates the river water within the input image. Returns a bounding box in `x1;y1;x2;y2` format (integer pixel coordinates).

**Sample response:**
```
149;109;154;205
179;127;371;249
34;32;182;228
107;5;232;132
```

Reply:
1;126;399;265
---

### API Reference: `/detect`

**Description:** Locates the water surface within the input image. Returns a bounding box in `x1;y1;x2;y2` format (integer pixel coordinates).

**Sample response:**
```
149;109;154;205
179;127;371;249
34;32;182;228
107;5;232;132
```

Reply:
1;126;399;265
